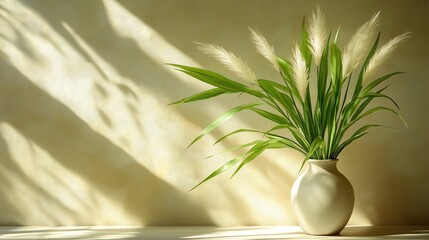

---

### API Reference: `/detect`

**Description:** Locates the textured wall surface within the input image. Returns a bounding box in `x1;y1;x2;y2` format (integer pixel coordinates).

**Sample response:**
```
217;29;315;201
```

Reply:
0;0;427;226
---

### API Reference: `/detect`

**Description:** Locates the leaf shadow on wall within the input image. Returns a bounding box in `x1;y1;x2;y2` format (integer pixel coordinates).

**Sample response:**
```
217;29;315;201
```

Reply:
0;57;213;225
13;0;297;225
0;135;26;225
0;133;91;225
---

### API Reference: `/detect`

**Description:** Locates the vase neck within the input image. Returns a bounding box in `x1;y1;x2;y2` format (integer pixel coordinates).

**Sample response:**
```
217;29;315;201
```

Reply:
307;159;339;173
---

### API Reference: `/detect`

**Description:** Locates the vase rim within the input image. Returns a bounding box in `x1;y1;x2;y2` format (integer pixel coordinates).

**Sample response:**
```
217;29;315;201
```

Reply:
308;159;338;161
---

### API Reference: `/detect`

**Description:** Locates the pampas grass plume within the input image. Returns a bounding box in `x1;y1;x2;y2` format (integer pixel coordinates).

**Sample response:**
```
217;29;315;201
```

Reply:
363;32;410;83
291;45;309;100
342;12;380;78
249;27;278;70
197;43;257;84
308;6;328;66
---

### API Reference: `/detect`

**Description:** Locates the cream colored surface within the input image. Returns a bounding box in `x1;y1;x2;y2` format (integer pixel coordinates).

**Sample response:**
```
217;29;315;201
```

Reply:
0;0;427;226
0;226;429;239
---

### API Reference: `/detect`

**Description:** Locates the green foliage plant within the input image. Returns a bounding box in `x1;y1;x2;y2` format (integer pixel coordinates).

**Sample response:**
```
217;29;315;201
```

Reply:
169;8;409;190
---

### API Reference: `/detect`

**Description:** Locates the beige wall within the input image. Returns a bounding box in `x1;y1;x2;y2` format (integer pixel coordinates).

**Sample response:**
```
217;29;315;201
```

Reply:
0;0;427;226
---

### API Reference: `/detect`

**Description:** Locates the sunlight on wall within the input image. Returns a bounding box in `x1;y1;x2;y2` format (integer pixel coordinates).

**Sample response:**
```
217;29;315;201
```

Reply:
0;0;300;226
0;0;427;226
104;0;201;83
0;123;130;225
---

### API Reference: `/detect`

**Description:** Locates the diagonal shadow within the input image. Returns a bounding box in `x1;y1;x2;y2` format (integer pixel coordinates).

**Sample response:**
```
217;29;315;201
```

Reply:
0;133;84;225
18;0;227;131
0;135;25;225
0;57;213;225
19;0;191;102
12;0;298;225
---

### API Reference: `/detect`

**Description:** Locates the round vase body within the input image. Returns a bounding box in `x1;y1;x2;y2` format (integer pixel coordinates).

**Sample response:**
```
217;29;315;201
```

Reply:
291;159;354;235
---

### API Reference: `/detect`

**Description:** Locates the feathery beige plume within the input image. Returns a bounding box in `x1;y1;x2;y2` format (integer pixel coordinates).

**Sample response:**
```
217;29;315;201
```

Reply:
249;27;278;70
197;43;257;84
308;6;328;66
291;45;309;100
363;32;410;83
342;12;380;78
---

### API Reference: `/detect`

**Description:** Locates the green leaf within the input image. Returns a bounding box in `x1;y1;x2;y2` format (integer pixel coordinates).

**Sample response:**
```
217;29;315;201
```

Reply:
266;124;294;134
344;84;389;121
363;72;405;93
189;156;242;191
299;136;324;172
276;57;302;99
276;57;294;83
231;139;285;177
265;123;308;151
352;33;381;98
168;64;248;91
333;124;393;157
317;34;331;105
258;79;303;128
348;106;406;131
359;92;400;110
205;140;263;159
264;133;306;154
214;129;264;145
169;88;230;105
277;138;306;154
187;102;263;149
335;132;368;158
300;17;312;70
250;108;289;124
334;26;341;43
329;42;343;88
258;79;290;94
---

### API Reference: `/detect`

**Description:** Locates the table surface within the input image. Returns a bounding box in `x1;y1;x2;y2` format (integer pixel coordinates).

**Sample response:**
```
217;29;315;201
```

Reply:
0;226;428;239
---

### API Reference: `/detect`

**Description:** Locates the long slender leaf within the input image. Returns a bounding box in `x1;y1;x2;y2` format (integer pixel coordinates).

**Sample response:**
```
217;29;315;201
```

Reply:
265;123;308;151
205;140;263;159
335;132;368;158
363;72;405;93
189;156;243;191
343;83;390;123
359;92;400;110
187;102;263;149
298;136;324;172
329;43;342;88
264;134;306;153
300;17;312;70
169;64;248;91
231;139;286;177
346;106;404;132
214;129;264;145
276;57;302;99
258;79;304;131
250;108;289;124
169;88;231;105
333;124;393;157
258;79;291;94
352;32;381;98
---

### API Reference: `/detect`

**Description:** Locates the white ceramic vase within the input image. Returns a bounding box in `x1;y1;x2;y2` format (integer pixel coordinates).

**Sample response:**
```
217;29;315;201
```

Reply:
291;159;354;235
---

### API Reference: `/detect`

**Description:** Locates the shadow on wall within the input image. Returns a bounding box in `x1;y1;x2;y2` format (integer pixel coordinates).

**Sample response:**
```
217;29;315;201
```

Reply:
18;0;193;105
0;57;213;225
0;135;25;225
15;0;230;133
15;0;299;226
